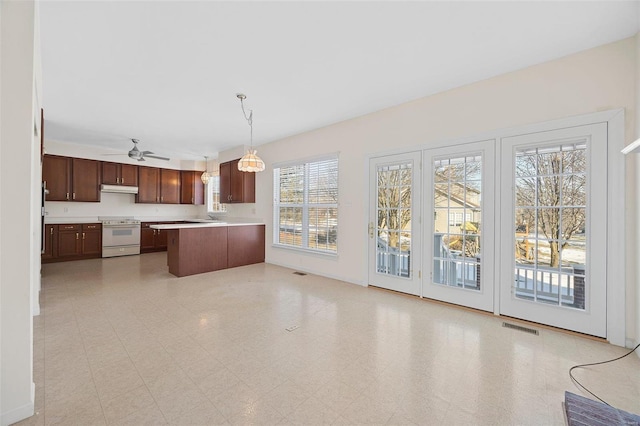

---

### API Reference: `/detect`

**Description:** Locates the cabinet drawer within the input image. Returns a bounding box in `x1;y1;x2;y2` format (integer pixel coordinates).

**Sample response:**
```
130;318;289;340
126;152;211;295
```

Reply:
82;223;101;231
58;224;81;231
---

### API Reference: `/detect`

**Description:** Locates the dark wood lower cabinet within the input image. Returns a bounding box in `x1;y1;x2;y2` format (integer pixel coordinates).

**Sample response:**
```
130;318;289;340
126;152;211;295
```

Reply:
141;222;174;253
43;223;102;263
166;224;265;277
42;224;57;261
227;225;266;268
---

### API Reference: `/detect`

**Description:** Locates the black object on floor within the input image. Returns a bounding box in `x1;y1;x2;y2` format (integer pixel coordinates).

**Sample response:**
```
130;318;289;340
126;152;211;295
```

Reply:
565;391;640;425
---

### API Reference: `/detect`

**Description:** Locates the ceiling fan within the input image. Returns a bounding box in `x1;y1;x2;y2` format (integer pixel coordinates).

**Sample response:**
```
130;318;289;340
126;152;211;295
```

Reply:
124;138;170;162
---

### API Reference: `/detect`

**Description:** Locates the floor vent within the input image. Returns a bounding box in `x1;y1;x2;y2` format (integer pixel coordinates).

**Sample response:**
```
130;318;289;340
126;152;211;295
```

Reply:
502;322;539;335
293;271;307;276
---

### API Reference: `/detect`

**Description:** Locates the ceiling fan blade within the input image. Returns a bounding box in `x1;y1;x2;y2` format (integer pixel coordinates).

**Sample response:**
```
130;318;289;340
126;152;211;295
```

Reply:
144;154;170;161
142;150;154;155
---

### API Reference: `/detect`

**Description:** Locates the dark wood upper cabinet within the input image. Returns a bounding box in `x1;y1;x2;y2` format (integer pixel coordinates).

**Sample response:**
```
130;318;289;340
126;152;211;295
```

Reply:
43;155;100;202
180;171;204;205
102;162;138;186
220;159;255;203
43;155;72;201
72;158;101;202
137;166;160;203
160;169;180;204
136;167;180;204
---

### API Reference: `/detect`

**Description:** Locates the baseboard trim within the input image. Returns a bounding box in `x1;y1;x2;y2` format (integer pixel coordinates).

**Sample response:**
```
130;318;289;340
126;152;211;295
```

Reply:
264;260;364;287
1;383;34;426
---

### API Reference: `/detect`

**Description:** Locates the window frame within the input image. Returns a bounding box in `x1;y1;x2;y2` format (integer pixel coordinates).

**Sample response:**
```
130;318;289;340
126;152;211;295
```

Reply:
273;154;338;255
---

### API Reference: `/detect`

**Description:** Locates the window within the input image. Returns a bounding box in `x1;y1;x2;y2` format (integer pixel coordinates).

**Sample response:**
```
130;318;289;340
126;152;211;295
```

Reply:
274;156;338;253
206;174;226;213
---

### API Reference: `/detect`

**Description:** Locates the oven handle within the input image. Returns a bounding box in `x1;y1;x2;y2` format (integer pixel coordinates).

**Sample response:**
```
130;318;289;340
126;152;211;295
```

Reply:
103;224;141;229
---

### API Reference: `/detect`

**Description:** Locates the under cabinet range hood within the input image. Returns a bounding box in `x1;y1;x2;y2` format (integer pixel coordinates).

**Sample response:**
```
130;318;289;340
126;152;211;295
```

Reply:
100;184;139;194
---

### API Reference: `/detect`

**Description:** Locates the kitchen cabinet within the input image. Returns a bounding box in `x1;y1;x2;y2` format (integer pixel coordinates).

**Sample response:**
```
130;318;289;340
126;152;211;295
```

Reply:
180;171;204;205
81;223;102;256
42;155;71;201
102;162;138;186
42;224;57;261
140;222;173;252
165;224;265;277
43;223;102;263
227;225;266;268
136;167;180;204
42;155;101;202
137;166;160;203
57;224;82;258
220;159;255;203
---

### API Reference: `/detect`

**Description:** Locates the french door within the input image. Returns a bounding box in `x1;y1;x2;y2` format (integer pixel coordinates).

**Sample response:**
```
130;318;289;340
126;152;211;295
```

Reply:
422;140;495;311
368;152;422;295
499;124;607;337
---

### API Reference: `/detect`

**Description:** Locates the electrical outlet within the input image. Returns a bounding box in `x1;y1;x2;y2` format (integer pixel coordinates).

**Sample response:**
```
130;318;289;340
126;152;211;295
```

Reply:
63;207;68;213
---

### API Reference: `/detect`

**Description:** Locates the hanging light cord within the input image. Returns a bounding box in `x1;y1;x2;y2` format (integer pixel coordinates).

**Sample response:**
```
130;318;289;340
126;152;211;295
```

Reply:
239;97;253;148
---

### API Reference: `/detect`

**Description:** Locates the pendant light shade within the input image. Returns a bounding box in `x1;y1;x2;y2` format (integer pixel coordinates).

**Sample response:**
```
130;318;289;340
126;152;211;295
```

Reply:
236;93;264;173
201;156;211;184
237;149;265;172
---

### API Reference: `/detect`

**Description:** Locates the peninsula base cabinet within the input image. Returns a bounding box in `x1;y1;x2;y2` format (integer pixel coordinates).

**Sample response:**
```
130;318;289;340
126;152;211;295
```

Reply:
42;223;102;263
167;224;265;277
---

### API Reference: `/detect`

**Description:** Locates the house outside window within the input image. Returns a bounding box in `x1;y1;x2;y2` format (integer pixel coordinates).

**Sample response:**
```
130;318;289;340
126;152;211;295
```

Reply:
206;174;226;213
273;156;338;254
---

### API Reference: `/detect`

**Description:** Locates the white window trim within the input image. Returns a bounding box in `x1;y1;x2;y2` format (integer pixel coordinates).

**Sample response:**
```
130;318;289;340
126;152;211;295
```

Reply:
273;155;338;254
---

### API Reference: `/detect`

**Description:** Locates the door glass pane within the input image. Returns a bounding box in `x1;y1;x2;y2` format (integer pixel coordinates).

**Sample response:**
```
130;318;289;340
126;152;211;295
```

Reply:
376;162;412;278
433;154;482;291
513;142;587;309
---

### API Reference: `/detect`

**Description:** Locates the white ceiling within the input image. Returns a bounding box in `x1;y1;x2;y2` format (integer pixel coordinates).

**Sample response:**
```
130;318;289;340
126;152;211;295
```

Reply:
40;1;639;160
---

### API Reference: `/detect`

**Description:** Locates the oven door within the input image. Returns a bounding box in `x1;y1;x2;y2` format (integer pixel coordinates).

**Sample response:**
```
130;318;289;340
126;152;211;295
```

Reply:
102;225;141;248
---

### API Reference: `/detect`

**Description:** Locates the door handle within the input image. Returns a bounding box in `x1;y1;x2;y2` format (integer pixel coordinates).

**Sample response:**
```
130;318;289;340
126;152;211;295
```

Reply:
82;232;86;240
50;227;54;235
76;233;79;240
72;192;76;200
66;192;70;200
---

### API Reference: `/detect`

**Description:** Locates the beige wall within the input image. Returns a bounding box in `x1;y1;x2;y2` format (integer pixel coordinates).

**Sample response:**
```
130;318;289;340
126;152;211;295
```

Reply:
226;37;638;343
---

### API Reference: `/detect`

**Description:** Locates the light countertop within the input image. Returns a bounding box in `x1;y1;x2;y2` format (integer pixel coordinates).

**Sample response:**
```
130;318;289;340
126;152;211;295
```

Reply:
150;220;264;230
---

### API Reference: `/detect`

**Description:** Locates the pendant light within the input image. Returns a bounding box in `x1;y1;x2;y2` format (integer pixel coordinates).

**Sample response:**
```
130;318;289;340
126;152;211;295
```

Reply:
236;93;265;172
201;156;211;184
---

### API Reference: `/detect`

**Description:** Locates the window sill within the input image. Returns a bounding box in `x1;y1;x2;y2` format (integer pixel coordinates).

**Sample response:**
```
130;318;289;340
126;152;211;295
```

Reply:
272;243;338;258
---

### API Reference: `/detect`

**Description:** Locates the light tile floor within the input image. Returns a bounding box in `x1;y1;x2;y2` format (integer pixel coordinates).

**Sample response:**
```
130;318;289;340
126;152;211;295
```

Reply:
16;252;640;425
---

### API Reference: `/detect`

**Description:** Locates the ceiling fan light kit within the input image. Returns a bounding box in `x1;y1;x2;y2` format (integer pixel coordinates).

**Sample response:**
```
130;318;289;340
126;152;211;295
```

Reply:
236;93;265;173
128;138;170;162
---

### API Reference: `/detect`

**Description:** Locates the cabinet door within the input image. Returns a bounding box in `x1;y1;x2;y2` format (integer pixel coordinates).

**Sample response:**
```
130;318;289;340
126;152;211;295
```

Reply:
140;224;157;252
219;161;231;203
156;228;168;250
43;155;71;201
180;171;204;205
82;224;102;256
160;169;181;204
102;162;119;185
42;224;57;260
231;161;255;203
227;225;265;268
120;164;138;186
137;167;160;203
72;158;101;202
57;226;81;257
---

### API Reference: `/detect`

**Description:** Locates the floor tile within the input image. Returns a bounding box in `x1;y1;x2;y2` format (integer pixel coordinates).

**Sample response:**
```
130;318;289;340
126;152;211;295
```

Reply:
26;255;640;425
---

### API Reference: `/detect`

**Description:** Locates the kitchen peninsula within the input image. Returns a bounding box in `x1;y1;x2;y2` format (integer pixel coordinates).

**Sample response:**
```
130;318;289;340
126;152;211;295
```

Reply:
150;221;265;277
